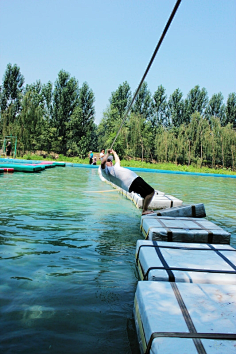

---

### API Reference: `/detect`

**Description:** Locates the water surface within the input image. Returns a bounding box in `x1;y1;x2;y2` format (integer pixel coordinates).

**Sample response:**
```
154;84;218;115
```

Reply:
0;167;235;353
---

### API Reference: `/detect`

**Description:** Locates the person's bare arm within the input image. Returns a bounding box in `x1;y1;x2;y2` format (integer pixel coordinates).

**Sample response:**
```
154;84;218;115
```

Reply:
101;152;109;169
111;149;120;164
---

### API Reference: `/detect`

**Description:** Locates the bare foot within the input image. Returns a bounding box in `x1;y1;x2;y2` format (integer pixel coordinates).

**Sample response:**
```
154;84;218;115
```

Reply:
142;210;155;215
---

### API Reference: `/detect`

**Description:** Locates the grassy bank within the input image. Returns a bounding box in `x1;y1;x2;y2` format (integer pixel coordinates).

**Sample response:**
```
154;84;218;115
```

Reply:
120;160;236;175
17;153;236;175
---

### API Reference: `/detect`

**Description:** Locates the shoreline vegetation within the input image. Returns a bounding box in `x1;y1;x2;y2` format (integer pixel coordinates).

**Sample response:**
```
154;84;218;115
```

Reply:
17;153;236;176
1;64;236;174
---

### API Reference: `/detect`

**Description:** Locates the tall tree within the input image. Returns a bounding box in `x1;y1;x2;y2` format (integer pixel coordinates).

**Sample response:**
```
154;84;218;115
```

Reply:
151;85;168;127
42;81;53;121
0;63;24;135
168;88;184;127
97;82;131;155
184;86;208;123
131;82;152;120
17;84;44;152
225;93;236;128
205;92;225;125
128;113;152;161
78;82;95;133
208;117;221;168
52;70;79;154
109;81;131;122
188;112;210;167
155;126;169;162
66;82;95;157
0;63;24;112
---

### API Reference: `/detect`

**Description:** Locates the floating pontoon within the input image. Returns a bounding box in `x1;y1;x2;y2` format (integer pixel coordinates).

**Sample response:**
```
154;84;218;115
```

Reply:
155;203;206;218
2;167;14;173
0;163;43;172
134;281;236;354
140;215;231;244
135;240;236;284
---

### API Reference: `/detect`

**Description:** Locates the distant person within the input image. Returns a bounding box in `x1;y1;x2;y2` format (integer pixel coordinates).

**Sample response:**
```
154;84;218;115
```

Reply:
89;151;93;165
100;149;105;161
101;149;155;215
92;157;97;165
6;142;12;157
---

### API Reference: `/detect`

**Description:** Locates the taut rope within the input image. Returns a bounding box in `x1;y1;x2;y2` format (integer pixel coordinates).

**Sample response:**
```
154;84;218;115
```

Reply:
110;0;182;149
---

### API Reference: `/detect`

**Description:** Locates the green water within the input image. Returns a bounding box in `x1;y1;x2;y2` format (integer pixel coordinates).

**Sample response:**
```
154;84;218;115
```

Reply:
0;167;235;354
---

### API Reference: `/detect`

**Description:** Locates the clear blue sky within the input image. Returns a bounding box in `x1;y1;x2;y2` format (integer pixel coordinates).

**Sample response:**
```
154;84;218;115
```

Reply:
0;0;235;124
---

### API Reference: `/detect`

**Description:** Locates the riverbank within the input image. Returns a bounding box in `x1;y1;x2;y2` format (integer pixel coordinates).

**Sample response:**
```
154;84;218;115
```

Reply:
17;153;236;176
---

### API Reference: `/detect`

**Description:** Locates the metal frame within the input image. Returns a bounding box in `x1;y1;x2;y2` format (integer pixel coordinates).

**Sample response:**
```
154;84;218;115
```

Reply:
1;135;17;158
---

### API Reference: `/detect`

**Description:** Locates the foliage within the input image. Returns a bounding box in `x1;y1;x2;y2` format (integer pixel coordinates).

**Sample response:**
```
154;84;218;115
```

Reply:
1;63;235;171
205;92;225;125
225;93;236;128
0;64;96;158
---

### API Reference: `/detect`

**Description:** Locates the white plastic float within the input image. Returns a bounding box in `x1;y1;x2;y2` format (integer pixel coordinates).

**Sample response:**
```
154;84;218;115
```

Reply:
131;191;183;210
154;203;206;218
134;281;236;354
135;240;236;284
98;166;183;210
140;215;231;244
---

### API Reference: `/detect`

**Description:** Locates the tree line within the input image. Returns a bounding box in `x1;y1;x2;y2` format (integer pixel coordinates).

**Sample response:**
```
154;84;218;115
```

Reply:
98;81;236;169
1;63;236;169
0;64;97;158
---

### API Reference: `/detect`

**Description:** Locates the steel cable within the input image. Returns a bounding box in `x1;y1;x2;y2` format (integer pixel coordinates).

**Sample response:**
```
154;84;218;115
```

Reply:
110;0;182;149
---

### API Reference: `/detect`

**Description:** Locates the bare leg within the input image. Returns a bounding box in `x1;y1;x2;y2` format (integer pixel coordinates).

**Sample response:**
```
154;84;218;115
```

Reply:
142;190;155;214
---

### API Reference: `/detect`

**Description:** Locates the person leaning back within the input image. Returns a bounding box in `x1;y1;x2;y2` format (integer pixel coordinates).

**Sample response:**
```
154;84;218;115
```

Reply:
101;149;155;215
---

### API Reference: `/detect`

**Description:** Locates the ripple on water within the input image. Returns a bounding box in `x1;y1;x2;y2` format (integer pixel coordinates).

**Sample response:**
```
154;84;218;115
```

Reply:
0;168;235;353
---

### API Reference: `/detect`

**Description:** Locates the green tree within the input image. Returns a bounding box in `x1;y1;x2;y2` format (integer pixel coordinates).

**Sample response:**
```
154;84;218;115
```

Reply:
109;81;131;122
205;92;225;125
225;93;236;128
97;82;131;155
151;85;168;127
131;82;152;120
207;117;221;168
42;81;53;120
66;82;96;157
128;113;152;161
155;126;169;162
0;63;24;112
0;63;24;136
17;86;44;153
149;85;168;160
184;86;208;124
39;81;55;153
78;82;95;133
168;88;184;127
52;70;79;154
187;112;210;167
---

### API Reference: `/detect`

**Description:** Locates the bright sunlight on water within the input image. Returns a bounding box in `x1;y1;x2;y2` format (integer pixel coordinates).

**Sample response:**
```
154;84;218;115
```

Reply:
0;166;235;354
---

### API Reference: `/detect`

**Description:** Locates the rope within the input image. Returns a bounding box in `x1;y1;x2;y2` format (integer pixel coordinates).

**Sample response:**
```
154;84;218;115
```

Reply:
110;0;182;149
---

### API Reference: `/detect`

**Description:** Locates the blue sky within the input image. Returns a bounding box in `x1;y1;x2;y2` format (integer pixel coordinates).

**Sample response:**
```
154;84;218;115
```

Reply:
0;0;235;124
